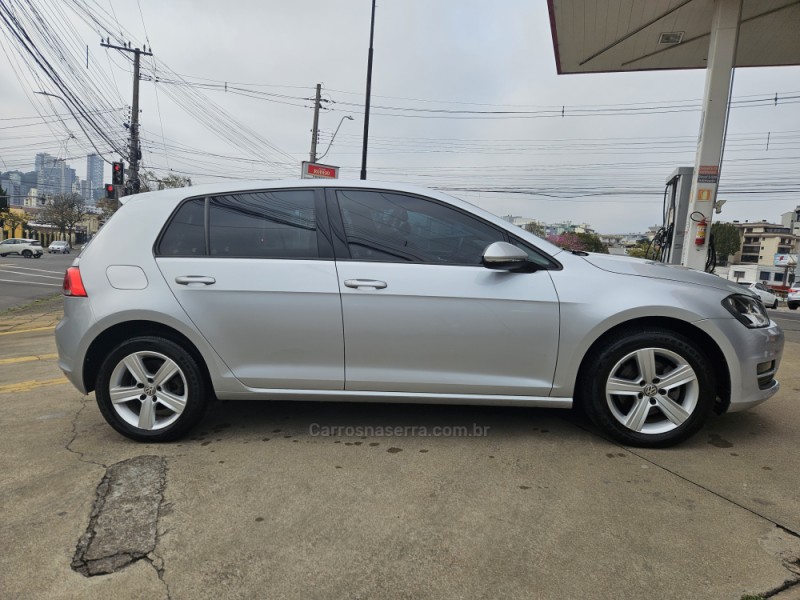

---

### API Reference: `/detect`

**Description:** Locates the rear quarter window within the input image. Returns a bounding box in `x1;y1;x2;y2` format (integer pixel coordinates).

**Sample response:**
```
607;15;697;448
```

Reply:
157;198;206;256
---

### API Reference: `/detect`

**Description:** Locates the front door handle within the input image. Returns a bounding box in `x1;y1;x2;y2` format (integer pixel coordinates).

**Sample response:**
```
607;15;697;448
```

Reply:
175;275;216;286
344;279;387;290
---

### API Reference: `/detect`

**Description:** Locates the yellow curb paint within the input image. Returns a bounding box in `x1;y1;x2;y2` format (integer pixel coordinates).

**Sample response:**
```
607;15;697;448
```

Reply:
0;377;68;394
0;353;59;365
0;326;56;336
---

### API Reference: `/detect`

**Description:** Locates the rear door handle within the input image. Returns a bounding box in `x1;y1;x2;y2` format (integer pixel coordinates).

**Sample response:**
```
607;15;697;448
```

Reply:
344;279;387;289
175;275;216;286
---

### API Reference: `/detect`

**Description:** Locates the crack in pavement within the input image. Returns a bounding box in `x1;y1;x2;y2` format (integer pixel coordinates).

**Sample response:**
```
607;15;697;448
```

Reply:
72;455;169;596
561;415;800;596
64;395;107;468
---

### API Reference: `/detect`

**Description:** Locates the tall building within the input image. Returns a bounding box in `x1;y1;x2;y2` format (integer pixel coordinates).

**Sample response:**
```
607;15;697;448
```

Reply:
34;152;78;198
86;154;104;204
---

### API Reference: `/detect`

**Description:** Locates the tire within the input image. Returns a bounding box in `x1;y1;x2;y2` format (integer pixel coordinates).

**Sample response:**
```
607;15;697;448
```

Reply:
34;254;41;259
0;253;6;257
580;328;715;448
95;336;210;442
789;303;798;310
772;300;778;309
22;250;32;258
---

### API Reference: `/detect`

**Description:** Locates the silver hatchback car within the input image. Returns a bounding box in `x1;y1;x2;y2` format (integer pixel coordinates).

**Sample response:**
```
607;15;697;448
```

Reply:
56;180;784;447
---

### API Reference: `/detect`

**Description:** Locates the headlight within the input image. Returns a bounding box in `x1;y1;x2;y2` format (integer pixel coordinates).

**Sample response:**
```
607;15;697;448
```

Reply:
722;294;770;328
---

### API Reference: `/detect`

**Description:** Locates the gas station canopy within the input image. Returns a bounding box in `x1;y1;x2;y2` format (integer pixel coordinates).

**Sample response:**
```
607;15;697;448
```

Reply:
547;0;800;74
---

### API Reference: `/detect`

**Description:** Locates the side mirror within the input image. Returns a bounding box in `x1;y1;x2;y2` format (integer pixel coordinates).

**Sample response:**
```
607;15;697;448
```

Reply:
481;242;533;271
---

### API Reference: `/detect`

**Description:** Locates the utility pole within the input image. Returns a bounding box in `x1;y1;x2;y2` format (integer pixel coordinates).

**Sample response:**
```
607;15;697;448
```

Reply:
309;83;322;163
101;40;153;194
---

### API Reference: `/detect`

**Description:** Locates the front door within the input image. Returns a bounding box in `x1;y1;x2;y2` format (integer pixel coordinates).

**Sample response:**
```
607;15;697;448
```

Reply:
330;189;560;397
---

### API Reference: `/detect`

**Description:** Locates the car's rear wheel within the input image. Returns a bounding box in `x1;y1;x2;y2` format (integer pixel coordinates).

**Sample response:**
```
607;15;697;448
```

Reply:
95;336;209;442
22;250;32;258
581;328;715;448
772;299;778;309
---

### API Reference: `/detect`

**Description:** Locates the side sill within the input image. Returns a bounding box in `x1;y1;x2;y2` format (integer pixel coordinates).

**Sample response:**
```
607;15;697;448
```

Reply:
215;388;573;408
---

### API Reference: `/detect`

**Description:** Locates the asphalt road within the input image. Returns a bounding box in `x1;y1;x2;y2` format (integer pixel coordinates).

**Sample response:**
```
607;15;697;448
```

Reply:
771;308;800;344
0;250;74;310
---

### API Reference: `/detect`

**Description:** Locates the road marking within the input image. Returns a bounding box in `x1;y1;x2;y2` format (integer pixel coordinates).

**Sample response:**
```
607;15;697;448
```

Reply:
0;377;68;394
0;278;61;287
0;326;57;336
0;270;63;280
0;353;59;365
0;265;65;275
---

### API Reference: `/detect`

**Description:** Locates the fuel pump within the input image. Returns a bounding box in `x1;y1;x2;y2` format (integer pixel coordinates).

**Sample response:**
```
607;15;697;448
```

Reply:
649;167;692;265
648;167;715;272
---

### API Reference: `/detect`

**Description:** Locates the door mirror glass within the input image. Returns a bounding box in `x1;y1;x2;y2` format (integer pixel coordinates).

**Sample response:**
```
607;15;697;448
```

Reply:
482;242;532;271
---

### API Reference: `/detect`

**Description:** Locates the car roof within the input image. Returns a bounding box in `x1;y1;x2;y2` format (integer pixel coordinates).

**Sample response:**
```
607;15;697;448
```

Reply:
119;179;462;205
117;178;567;258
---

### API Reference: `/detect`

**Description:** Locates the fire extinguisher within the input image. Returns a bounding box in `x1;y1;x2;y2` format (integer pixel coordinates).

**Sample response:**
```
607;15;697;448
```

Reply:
694;217;708;246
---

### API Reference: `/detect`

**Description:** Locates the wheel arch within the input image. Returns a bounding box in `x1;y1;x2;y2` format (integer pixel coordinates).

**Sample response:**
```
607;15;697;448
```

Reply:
82;320;214;394
575;316;731;414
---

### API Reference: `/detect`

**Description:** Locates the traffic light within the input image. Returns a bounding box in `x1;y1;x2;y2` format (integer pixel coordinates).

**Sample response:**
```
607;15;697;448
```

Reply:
105;184;116;200
112;161;124;185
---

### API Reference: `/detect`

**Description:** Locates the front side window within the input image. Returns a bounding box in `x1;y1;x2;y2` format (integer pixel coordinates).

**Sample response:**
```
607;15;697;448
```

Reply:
208;191;318;258
336;190;501;265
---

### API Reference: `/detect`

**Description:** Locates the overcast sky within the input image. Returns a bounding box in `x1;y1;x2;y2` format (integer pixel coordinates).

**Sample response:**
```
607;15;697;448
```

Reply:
1;0;799;233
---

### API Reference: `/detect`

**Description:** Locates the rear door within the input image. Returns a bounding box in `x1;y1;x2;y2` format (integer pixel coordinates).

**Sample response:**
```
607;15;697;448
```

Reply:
328;188;561;397
155;188;344;390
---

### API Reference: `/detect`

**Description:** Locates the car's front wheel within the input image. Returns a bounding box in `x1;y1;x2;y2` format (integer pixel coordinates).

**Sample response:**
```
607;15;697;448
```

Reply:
580;328;715;448
95;336;210;442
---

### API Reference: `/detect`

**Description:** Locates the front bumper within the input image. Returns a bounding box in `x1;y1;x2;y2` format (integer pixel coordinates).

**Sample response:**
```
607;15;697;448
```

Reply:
697;318;784;412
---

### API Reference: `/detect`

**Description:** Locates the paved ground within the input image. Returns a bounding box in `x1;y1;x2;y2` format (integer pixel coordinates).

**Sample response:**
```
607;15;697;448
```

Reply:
1;296;799;599
0;251;75;311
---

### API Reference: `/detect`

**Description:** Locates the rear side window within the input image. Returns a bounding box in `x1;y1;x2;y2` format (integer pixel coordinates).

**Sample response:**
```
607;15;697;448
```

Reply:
208;191;318;258
157;198;205;256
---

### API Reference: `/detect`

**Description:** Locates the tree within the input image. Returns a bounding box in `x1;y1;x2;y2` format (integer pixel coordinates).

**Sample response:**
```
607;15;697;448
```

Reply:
524;221;546;238
546;232;587;252
4;210;27;239
575;232;608;254
546;231;609;254
39;193;87;238
140;170;191;192
95;197;119;221
0;184;7;239
711;221;742;266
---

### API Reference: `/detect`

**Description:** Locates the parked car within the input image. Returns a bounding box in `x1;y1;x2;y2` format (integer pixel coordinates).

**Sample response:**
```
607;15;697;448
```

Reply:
788;282;800;310
739;281;779;309
48;240;71;254
55;181;784;447
0;238;43;258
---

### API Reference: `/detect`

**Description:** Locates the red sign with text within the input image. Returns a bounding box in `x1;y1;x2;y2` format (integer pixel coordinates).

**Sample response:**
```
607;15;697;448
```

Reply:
301;162;339;179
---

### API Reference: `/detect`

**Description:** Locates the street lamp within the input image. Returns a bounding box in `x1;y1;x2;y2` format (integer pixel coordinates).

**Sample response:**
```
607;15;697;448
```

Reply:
317;115;353;161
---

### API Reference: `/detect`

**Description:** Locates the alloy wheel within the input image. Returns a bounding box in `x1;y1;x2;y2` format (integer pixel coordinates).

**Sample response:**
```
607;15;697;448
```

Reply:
108;350;188;431
605;347;699;436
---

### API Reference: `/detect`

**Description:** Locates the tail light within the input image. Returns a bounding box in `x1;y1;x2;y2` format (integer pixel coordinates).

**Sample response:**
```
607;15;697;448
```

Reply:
63;267;87;297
